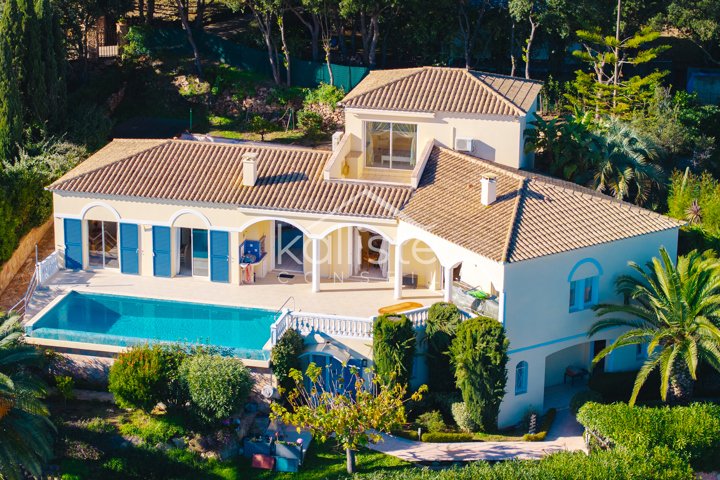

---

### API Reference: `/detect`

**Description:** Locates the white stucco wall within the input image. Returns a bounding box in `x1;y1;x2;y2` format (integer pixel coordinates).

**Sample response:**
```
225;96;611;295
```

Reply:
498;228;679;427
344;109;526;169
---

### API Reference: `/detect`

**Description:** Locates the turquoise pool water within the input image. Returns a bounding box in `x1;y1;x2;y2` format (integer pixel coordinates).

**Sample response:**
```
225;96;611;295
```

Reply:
27;292;278;360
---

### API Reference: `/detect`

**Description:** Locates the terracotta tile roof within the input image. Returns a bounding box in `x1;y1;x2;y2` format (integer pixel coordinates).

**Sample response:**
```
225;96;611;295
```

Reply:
340;67;542;116
48;140;413;219
400;147;682;263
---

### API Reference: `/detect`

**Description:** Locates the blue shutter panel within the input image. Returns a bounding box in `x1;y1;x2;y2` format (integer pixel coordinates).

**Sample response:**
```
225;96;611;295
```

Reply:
64;219;83;270
210;230;229;283
152;226;172;277
120;223;140;275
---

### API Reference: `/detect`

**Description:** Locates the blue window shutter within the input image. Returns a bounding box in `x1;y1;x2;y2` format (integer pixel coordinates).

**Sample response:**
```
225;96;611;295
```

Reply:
120;223;140;275
152;226;171;277
210;230;229;283
64;218;83;270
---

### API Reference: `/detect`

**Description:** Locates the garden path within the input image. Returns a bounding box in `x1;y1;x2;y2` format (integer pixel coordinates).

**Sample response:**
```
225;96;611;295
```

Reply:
368;408;585;463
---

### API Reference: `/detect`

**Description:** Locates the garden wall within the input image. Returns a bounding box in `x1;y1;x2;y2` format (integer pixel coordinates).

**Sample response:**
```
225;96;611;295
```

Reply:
143;27;369;92
0;217;53;298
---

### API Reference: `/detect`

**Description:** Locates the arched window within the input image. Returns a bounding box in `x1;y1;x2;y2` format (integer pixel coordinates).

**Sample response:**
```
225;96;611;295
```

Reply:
568;258;603;312
515;361;528;395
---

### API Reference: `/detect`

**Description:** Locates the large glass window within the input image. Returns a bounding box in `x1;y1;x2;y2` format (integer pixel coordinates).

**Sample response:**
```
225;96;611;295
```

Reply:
87;220;118;269
365;121;417;170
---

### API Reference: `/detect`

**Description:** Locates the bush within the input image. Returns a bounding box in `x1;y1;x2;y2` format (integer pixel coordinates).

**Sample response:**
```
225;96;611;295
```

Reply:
303;83;345;110
448;316;508;432
570;390;603;415
425;302;463;392
450;402;478;433
577;402;720;470
351;446;693;479
55;375;75;403
121;26;152;63
417;410;445;433
522;408;556;441
249;115;277;142
109;344;169;410
372;314;416;387
270;328;304;395
420;432;474;442
179;354;253;424
297;109;324;138
66;102;112;151
118;410;186;445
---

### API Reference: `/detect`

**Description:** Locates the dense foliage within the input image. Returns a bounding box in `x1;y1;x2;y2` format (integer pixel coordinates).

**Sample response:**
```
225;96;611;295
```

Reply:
425;302;464;392
372;314;416;387
590;247;720;404
577;402;720;471
449;316;508;432
270;328;305;395
178;354;253;424
450;401;477;433
0;314;55;480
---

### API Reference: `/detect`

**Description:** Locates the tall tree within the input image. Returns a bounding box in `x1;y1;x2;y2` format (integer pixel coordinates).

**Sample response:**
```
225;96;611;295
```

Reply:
590;248;720;405
0;0;23;160
295;0;336;83
339;0;397;68
0;314;55;480
509;0;546;79
665;0;720;65
35;0;66;131
457;0;491;69
174;0;203;76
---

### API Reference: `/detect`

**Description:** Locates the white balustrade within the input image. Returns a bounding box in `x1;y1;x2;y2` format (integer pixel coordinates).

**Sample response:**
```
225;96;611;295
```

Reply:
37;251;59;286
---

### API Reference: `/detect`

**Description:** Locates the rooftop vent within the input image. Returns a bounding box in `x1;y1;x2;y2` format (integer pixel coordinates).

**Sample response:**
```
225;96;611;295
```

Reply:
480;173;497;206
242;152;259;186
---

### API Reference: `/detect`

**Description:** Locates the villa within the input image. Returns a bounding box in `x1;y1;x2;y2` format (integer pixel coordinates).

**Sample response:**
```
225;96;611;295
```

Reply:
23;66;681;427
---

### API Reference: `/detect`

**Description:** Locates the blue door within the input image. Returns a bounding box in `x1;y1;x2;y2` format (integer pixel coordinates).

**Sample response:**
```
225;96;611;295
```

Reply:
210;230;229;283
152;226;171;277
64;218;83;270
120;223;139;275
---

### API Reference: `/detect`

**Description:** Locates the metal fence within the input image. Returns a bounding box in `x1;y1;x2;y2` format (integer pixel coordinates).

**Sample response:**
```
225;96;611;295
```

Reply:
144;27;369;92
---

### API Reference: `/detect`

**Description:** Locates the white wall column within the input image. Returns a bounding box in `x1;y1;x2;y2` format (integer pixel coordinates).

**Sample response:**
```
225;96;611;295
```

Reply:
311;237;321;293
443;264;453;302
394;244;403;299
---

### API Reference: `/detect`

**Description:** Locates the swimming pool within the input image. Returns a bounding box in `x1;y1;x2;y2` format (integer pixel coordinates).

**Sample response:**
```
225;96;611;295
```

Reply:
26;292;278;360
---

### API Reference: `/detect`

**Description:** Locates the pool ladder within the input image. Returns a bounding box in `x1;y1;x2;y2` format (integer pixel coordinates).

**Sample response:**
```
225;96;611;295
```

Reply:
276;296;295;314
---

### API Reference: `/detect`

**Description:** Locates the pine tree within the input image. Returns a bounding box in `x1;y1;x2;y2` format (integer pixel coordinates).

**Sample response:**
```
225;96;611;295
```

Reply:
0;0;23;160
18;0;46;132
35;0;66;129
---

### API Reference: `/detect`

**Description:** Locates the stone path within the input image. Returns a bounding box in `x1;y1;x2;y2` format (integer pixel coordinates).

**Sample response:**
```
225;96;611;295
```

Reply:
368;407;585;463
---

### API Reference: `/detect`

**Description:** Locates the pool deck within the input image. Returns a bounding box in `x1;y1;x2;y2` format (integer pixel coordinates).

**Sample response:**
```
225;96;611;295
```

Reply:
26;269;442;321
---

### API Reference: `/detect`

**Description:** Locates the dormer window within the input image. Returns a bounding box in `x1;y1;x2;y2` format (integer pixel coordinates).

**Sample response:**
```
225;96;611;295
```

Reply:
365;121;417;170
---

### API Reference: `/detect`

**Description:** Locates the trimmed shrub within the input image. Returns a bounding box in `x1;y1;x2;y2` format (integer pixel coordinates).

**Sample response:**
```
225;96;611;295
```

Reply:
448;316;508;432
372;314;416;387
570;390;603;415
421;432;474;443
417;410;445;433
450;402;477;433
522;408;556;441
109;344;171;410
179;354;253;424
297;109;324;137
577;402;720;471
270;328;304;395
351;446;693;479
425;302;463;392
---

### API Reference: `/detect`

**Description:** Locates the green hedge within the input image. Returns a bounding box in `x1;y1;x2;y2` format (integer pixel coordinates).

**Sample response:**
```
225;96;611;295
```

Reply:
373;314;416;387
522;408;556;441
577;402;720;471
270;328;304;395
350;446;693;479
420;432;474;442
425;302;463;392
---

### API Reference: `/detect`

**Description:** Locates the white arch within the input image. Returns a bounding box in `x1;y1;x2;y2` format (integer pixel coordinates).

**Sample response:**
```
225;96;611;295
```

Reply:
237;216;311;237
316;223;395;244
397;236;462;268
80;202;121;222
169;209;212;229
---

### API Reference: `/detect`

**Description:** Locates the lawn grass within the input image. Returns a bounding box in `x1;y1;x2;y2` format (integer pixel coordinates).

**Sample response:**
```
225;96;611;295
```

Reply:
51;399;413;479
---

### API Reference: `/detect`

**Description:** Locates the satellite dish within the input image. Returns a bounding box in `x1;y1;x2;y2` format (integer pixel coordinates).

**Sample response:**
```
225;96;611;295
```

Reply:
261;385;275;398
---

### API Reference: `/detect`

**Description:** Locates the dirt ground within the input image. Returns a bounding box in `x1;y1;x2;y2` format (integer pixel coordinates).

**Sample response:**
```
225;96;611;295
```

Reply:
0;228;56;312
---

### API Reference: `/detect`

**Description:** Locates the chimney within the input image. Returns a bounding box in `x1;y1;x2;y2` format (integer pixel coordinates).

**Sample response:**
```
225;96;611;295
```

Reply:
480;173;497;206
242;152;259;186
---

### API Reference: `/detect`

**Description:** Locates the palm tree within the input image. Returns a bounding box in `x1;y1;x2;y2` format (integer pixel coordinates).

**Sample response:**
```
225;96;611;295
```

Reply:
591;118;664;206
0;313;55;480
589;248;720;406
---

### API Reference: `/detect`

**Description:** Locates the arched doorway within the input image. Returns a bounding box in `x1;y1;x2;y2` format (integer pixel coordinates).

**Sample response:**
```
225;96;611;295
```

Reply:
82;203;121;270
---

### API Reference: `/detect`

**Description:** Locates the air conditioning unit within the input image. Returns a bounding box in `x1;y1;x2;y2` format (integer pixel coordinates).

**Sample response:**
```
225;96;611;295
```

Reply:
455;137;473;152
